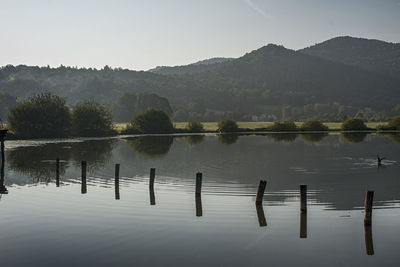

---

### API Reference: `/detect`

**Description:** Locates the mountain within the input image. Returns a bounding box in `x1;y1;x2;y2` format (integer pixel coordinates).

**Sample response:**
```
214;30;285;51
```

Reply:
300;36;400;78
149;57;233;75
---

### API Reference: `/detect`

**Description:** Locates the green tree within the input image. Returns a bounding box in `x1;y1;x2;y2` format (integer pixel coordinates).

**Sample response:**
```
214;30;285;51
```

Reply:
268;121;298;132
128;108;173;134
71;100;115;137
7;92;70;138
341;118;368;131
186;121;204;133
300;120;328;131
217;119;239;133
388;116;400;130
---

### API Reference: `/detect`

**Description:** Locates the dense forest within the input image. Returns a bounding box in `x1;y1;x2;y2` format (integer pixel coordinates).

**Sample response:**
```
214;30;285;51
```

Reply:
0;36;399;122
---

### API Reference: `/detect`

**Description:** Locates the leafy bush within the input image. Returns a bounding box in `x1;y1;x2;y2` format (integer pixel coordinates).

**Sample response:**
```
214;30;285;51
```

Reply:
388;116;400;130
300;120;328;131
186;121;204;133
127;108;173;134
217;119;239;133
341;118;368;131
268;121;298;132
7;92;70;138
71;100;115;137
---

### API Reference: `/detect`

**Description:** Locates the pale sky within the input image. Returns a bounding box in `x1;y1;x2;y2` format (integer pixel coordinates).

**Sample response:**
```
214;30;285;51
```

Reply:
1;0;399;70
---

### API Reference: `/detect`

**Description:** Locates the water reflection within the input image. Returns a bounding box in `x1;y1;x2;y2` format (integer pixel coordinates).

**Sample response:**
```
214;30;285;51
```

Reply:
300;213;307;238
255;204;267;227
364;224;374;255
196;194;202;217
381;133;400;145
186;135;205;146
266;133;298;143
127;136;173;157
341;132;368;143
300;133;328;143
218;134;239;145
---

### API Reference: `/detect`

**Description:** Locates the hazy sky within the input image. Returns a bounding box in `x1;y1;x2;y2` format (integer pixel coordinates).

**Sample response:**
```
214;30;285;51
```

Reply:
1;0;399;70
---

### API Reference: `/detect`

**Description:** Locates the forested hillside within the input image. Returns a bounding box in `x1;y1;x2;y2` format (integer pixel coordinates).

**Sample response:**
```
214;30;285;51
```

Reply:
1;36;399;122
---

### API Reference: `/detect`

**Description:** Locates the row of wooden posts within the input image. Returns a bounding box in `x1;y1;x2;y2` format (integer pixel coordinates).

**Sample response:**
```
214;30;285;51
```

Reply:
55;158;375;255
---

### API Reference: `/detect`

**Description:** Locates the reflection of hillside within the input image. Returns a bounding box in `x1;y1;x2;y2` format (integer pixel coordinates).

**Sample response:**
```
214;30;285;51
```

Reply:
381;133;400;145
341;132;367;143
186;135;205;146
127;136;173;157
7;139;115;182
266;133;298;143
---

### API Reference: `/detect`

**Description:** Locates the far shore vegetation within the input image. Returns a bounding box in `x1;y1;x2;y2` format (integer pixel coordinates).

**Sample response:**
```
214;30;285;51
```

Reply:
1;92;399;140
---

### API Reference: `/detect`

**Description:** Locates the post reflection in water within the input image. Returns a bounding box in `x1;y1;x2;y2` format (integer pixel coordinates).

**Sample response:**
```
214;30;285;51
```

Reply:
255;204;267;227
0;129;8;194
300;212;307;238
364;223;374;255
81;161;87;194
195;194;202;217
149;187;156;205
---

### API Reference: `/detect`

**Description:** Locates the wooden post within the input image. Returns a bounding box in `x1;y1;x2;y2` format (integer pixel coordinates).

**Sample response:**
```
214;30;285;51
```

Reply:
255;204;267;227
196;194;203;217
300;212;307;238
115;164;120;200
364;224;374;255
149;168;155;189
0;130;6;193
196;172;202;195
150;187;156;205
255;180;267;205
300;185;307;214
81;161;87;194
364;190;374;225
56;158;60;187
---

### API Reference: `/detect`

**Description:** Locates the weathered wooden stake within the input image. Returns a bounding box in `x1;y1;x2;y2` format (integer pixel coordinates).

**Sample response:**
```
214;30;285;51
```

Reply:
364;224;374;255
56;158;60;187
300;212;307;238
255;204;267;227
364;190;374;225
81;161;87;194
196;194;203;217
115;164;120;200
149;168;155;189
255;180;267;205
300;184;307;214
195;172;202;195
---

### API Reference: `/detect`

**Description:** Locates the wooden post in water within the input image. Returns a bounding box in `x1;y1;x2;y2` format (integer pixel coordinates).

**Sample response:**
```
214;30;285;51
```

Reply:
364;223;374;255
81;161;87;194
196;194;203;217
300;212;307;238
115;164;120;200
56;158;60;187
300;185;307;214
196;172;202;195
149;168;155;189
255;180;267;205
0;129;7;193
364;190;374;225
149;168;156;205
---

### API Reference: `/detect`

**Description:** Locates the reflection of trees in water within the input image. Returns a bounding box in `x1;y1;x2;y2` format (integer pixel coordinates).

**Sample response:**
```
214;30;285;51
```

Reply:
218;134;239;145
300;133;328;143
7;139;116;182
266;133;298;143
381;133;400;145
127;136;173;157
186;135;205;146
341;132;367;144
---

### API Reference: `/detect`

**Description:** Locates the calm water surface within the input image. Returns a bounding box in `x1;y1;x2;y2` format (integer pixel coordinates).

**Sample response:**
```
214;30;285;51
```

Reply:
1;133;400;266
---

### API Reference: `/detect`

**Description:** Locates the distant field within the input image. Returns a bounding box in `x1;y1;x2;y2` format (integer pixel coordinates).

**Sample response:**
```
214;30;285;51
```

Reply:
114;121;387;132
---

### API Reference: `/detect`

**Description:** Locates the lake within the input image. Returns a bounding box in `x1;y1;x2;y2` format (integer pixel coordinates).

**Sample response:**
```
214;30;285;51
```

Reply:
1;133;400;266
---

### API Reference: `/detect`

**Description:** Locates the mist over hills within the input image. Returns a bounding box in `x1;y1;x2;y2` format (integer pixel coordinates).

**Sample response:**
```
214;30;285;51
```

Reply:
0;36;399;122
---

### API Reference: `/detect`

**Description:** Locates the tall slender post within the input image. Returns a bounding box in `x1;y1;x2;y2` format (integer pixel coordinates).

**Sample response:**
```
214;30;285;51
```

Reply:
81;161;87;194
300;185;307;214
255;180;267;205
56;158;60;187
364;190;374;225
364;224;374;255
195;172;202;195
115;164;120;200
149;168;156;205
